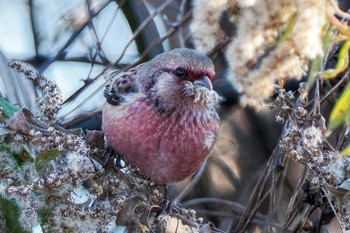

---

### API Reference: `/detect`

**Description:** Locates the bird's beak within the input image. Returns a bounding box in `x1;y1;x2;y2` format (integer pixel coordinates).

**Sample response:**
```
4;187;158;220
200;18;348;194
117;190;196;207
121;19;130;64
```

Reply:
193;75;213;91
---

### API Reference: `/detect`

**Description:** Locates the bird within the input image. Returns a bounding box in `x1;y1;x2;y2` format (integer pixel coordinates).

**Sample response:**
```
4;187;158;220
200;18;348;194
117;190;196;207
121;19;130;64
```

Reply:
102;48;220;185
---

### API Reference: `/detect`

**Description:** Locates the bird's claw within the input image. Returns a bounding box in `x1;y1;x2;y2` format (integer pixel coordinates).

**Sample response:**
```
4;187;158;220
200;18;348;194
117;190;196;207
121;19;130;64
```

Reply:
101;144;125;169
151;199;176;217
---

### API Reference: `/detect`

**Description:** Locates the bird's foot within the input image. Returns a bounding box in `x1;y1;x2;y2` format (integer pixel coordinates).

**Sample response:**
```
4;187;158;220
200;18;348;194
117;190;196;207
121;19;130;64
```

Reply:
150;184;180;217
150;198;177;218
101;144;125;169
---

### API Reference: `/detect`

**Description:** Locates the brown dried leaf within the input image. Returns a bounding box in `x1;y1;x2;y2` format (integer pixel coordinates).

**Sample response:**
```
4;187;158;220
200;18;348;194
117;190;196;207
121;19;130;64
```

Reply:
84;130;104;149
139;205;152;228
327;179;350;201
116;196;144;226
6;108;48;134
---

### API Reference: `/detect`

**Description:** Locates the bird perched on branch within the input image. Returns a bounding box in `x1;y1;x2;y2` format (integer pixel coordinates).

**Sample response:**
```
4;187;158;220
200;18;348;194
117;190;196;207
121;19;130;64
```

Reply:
102;48;220;184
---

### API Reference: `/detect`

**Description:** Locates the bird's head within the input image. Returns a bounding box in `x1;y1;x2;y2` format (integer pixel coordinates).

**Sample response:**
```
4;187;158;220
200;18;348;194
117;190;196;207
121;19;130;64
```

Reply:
140;48;219;111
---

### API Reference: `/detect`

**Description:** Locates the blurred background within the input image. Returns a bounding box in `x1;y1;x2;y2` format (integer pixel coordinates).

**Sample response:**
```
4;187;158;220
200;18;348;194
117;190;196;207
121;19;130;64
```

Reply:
1;0;350;232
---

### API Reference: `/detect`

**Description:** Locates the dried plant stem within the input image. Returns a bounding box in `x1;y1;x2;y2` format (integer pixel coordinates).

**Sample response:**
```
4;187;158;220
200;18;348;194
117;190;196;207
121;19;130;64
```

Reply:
336;126;349;150
320;71;350;105
329;0;350;19
327;11;350;39
282;165;308;229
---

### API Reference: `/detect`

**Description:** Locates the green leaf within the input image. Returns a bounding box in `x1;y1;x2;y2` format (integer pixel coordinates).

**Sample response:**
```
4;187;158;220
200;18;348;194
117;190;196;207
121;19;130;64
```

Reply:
320;40;350;79
0;146;11;153
38;207;51;227
35;149;60;172
13;146;35;166
339;144;350;157
329;83;350;130
0;145;34;169
307;57;322;87
276;13;297;44
0;197;27;233
0;97;18;119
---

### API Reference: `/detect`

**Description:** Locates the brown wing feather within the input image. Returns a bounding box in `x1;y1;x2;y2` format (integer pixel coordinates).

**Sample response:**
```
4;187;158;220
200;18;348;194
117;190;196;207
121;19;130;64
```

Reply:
104;67;140;106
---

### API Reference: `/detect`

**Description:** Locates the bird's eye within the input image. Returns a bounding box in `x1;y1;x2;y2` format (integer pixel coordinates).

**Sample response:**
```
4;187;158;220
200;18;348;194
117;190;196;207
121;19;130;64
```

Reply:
174;67;186;78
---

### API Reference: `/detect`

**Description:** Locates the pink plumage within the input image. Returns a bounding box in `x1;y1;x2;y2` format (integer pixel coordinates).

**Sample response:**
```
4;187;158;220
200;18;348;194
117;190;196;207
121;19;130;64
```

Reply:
102;48;220;184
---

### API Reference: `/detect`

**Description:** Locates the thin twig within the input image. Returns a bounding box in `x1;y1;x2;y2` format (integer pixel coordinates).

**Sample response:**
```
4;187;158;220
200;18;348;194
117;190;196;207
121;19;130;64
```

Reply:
240;191;271;232
208;38;232;56
182;197;283;228
171;212;198;228
282;164;308;230
336;125;348;151
225;218;235;233
38;1;112;74
194;209;283;229
305;70;350;110
264;158;278;233
25;56;124;67
237;145;288;233
209;152;239;187
109;0;177;68
320;71;350;105
327;11;350;40
59;11;191;121
100;0;125;42
329;0;350;19
182;197;245;213
175;160;207;203
284;204;313;232
313;77;321;116
234;149;275;231
296;205;317;233
163;0;188;47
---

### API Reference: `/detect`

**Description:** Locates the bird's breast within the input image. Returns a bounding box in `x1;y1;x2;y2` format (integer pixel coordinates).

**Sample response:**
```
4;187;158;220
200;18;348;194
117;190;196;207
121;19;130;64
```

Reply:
102;100;219;184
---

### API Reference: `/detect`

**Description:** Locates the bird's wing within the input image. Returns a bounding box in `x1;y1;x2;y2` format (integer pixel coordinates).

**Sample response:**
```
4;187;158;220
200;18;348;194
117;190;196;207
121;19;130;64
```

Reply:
104;66;141;106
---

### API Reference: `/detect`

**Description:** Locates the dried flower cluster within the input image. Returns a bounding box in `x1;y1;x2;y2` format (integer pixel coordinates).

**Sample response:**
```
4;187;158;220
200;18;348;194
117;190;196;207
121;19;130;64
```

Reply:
191;0;329;108
190;0;230;53
273;83;350;229
8;61;63;122
0;62;209;232
1;110;101;231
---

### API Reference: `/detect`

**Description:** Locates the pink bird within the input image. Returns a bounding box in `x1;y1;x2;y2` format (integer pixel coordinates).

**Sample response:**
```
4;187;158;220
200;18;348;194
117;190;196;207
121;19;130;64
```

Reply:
102;48;220;184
